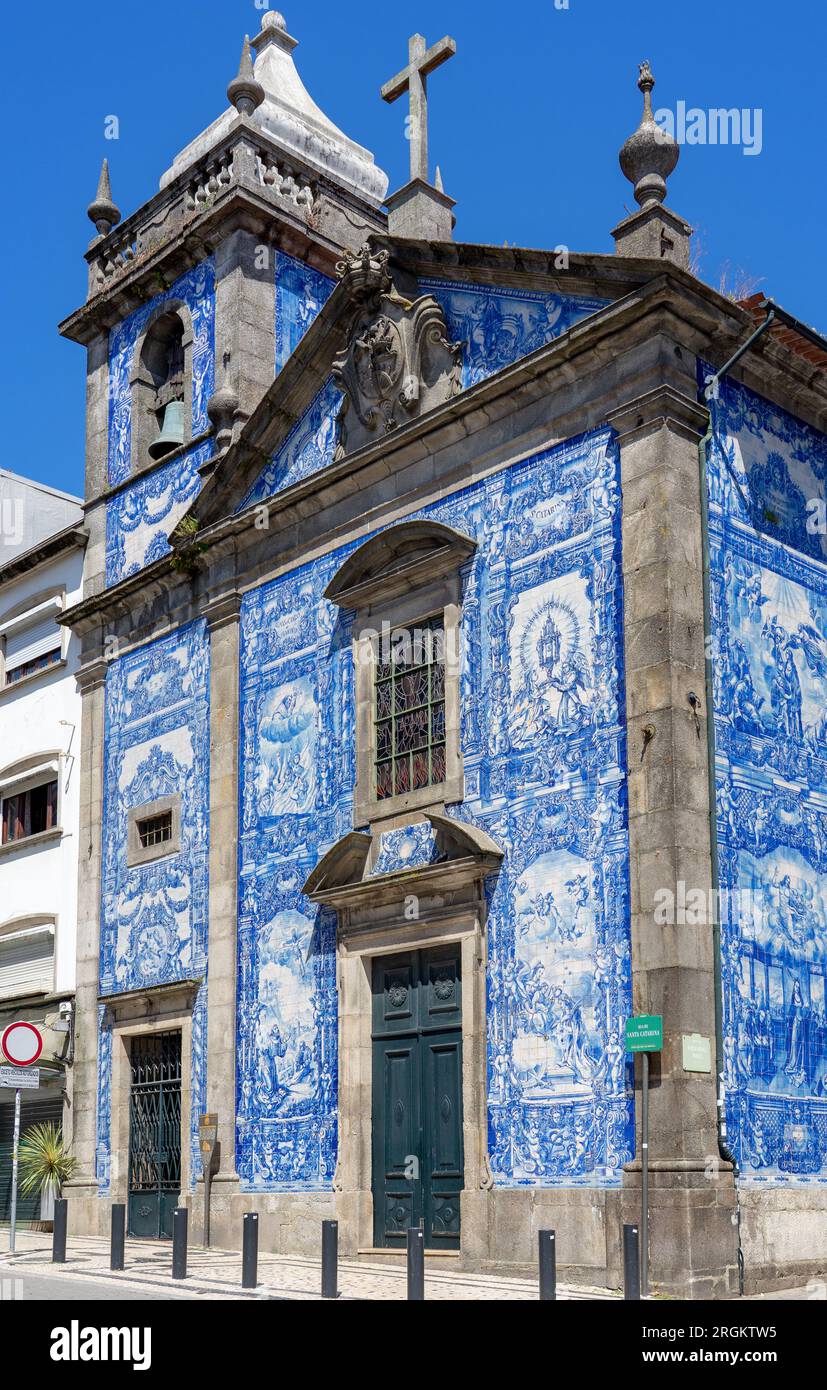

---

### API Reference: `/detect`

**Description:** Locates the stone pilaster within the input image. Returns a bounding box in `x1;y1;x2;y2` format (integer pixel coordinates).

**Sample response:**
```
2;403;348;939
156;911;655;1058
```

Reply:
64;655;109;1235
84;331;110;502
195;591;243;1239
608;381;740;1298
213;228;277;437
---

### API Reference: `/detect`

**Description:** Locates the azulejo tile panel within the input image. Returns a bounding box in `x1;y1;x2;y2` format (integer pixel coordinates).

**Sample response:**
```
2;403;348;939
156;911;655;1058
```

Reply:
420;279;608;389
107;260;215;489
708;369;827;1181
95;621;210;1192
240;379;342;511
105;439;211;586
275;250;334;375
105;259;215;587
238;425;633;1190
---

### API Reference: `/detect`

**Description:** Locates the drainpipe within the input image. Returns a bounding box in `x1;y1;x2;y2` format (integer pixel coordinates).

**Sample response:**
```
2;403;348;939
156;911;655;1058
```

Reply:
697;304;775;1295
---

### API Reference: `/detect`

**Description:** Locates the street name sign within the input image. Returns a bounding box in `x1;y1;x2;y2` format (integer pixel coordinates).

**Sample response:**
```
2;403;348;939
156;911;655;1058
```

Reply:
625;1015;663;1053
0;1066;40;1089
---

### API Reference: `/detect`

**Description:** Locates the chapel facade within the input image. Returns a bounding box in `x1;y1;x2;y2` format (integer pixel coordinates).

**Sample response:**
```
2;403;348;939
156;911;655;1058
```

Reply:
60;13;827;1296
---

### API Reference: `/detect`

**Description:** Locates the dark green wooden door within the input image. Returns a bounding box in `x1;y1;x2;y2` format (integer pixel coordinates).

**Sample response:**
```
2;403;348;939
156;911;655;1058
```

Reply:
372;946;463;1249
128;1032;182;1239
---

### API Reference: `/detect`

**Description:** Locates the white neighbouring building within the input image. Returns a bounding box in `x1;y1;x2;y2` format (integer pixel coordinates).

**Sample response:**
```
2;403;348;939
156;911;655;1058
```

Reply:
0;472;85;1225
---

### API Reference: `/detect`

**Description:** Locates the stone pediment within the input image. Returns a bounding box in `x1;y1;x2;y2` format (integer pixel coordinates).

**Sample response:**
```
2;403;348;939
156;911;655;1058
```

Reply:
302;812;503;908
323;519;476;610
185;240;644;534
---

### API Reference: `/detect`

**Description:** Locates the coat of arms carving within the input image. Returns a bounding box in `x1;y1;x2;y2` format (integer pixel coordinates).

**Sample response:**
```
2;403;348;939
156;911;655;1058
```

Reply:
332;245;463;459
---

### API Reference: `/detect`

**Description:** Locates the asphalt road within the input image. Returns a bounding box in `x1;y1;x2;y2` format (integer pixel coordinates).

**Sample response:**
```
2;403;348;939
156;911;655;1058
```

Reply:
1;1271;201;1301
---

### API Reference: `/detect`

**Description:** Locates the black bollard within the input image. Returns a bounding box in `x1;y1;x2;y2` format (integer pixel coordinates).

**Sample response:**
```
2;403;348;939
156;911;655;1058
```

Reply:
538;1229;556;1301
623;1223;640;1301
321;1219;338;1299
52;1198;67;1263
242;1212;259;1290
407;1226;425;1301
172;1207;188;1280
110;1203;125;1271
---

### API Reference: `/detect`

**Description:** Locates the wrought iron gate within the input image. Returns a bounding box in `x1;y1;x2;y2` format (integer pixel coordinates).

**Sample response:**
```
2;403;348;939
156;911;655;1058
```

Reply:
128;1031;182;1239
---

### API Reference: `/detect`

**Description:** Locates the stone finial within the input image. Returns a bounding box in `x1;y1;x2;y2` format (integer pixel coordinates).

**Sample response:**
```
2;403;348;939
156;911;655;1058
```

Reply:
87;158;121;237
207;383;240;451
227;34;265;116
261;10;287;30
619;61;679;209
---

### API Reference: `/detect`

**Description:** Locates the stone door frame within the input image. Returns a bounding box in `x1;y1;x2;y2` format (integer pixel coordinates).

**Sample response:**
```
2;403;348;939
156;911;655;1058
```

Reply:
101;993;196;1213
334;900;490;1260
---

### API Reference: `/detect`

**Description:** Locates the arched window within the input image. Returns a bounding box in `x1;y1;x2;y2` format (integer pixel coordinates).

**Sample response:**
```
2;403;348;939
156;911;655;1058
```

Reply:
130;304;194;470
325;520;476;826
0;751;62;850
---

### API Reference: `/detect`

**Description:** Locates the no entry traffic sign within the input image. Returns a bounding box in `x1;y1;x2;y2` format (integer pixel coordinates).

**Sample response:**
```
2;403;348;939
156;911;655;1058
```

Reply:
1;1021;43;1067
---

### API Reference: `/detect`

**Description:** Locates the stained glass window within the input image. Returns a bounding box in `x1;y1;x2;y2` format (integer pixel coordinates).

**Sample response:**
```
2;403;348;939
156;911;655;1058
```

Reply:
375;617;446;800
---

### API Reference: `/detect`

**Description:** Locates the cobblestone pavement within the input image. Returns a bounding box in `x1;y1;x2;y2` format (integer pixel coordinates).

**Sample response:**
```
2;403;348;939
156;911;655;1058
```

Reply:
0;1231;615;1301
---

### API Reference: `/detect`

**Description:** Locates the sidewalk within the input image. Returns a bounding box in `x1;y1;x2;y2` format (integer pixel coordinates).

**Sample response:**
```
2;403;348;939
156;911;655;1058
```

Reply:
0;1230;615;1301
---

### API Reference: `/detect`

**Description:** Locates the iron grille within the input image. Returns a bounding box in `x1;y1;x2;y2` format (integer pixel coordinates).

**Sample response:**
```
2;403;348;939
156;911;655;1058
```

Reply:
136;811;173;849
375;615;446;799
128;1032;182;1195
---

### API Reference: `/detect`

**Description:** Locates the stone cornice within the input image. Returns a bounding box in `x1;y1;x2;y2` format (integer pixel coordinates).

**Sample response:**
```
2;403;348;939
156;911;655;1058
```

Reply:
606;384;710;444
98;977;203;1015
0;525;87;588
73;656;110;694
203;589;243;631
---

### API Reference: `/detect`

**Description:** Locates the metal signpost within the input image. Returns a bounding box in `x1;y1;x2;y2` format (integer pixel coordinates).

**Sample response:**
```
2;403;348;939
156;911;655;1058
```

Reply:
198;1113;219;1248
625;1015;662;1298
1;1021;44;1254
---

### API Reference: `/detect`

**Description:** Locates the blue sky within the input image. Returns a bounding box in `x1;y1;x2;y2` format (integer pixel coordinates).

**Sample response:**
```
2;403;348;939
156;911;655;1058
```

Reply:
6;0;824;497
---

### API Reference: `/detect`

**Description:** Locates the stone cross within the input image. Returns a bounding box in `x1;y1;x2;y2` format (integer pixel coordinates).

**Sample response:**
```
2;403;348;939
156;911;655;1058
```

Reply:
381;33;456;185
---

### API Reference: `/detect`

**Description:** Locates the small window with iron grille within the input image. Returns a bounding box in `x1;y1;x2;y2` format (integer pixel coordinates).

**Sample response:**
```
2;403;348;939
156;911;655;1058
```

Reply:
375;617;446;800
127;796;181;866
136;810;173;849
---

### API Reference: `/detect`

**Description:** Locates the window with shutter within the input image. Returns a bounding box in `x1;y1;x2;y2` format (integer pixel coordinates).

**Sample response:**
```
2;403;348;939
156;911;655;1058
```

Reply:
0;926;54;998
1;602;63;687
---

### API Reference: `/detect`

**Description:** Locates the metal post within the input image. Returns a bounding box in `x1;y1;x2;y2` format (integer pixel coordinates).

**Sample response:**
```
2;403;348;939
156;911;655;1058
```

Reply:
623;1223;640;1300
110;1203;125;1271
538;1229;556;1300
8;1088;20;1253
321;1219;338;1299
241;1212;258;1289
407;1226;424;1301
52;1197;68;1264
172;1207;188;1279
641;1050;650;1298
203;1169;212;1249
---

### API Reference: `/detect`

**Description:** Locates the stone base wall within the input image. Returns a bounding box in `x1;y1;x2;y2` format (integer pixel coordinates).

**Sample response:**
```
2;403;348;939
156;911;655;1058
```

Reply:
739;1186;827;1294
65;1179;827;1294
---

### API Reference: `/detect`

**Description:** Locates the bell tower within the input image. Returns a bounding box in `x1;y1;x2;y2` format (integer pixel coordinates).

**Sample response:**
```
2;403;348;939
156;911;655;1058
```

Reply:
60;10;388;597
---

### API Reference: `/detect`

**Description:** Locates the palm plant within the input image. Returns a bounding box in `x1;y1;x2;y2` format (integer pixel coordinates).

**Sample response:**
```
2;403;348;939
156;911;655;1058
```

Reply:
17;1122;76;1200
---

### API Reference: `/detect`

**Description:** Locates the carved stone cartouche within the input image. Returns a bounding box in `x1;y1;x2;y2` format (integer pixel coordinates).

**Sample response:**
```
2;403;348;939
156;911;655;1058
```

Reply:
332;245;462;459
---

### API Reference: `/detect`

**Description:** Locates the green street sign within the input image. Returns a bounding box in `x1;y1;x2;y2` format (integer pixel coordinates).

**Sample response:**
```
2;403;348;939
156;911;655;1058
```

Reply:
625;1015;663;1052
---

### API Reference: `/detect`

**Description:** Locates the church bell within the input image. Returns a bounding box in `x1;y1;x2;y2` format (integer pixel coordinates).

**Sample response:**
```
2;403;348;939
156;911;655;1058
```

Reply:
148;399;186;460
